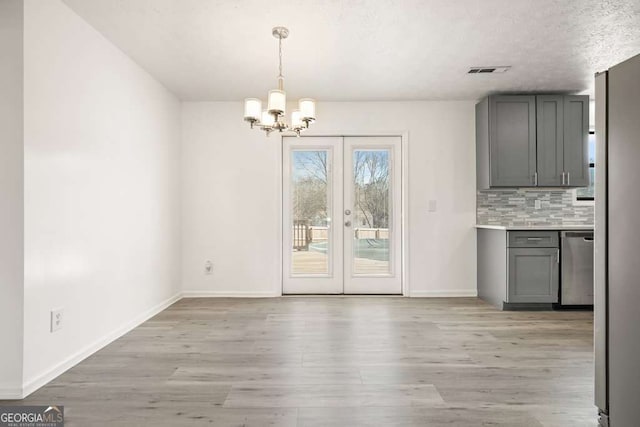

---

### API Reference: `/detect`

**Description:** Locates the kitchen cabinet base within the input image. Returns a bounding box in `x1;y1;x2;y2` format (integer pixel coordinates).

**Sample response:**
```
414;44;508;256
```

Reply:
501;302;554;311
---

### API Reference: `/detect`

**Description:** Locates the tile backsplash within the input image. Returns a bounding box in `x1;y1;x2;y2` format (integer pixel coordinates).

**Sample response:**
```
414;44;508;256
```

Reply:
477;189;594;226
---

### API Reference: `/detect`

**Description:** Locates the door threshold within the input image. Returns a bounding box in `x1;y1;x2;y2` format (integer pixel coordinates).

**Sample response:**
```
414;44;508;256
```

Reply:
282;294;404;297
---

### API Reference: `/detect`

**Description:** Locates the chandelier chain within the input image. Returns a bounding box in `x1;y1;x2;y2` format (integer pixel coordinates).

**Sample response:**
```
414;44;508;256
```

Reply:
278;36;283;79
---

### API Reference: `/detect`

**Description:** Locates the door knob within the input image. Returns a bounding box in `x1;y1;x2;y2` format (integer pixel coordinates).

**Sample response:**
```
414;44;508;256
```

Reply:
344;221;352;227
344;209;351;215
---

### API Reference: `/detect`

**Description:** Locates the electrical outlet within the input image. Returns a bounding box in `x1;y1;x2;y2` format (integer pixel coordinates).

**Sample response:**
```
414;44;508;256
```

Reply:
204;260;213;275
50;308;64;332
535;199;541;210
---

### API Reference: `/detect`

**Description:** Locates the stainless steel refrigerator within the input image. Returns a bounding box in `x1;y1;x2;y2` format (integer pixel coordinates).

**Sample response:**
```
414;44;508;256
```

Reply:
594;53;640;427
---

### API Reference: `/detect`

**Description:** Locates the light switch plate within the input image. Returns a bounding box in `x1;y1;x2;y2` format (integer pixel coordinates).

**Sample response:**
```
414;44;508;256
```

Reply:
428;200;437;212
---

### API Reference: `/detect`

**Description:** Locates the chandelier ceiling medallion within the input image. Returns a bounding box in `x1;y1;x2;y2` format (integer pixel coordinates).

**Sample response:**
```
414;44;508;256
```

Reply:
243;27;316;136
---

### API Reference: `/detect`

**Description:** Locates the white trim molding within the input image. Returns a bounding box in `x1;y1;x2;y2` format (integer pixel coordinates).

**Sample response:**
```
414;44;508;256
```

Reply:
410;289;478;298
181;291;279;298
278;131;410;296
400;131;410;296
0;386;24;401
20;292;182;399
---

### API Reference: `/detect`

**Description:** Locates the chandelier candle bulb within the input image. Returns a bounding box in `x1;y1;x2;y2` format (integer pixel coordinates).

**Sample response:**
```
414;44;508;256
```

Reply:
291;110;303;128
267;89;286;115
299;98;316;121
243;98;262;122
261;110;275;127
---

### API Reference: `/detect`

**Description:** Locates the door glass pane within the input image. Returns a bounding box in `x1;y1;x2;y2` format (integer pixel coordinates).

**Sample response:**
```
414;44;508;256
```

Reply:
291;150;331;275
352;149;391;275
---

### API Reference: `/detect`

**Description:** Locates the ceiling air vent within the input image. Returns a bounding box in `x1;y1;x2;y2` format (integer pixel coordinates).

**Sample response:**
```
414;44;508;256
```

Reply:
468;66;511;74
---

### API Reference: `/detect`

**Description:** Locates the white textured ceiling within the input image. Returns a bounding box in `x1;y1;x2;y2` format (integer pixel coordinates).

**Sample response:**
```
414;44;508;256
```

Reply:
61;0;640;101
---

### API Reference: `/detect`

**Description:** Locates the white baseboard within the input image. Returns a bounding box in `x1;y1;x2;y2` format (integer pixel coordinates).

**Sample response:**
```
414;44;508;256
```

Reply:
181;290;279;298
410;289;478;297
20;291;182;399
183;290;478;298
0;386;23;400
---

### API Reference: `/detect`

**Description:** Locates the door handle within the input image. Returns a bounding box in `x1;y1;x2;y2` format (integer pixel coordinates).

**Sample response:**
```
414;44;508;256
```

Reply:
344;221;352;227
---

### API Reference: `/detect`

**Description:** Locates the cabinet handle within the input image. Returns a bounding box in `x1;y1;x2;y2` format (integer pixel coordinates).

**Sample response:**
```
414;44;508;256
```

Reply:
567;172;570;186
557;249;560;264
561;172;565;185
527;237;543;241
534;172;538;186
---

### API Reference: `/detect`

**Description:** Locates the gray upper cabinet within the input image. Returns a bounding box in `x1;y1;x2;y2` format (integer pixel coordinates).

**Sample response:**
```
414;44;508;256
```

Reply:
536;96;564;186
562;96;589;187
488;96;537;187
477;94;589;189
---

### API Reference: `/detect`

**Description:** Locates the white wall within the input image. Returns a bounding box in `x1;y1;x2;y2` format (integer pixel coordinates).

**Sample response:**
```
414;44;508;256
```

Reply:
181;103;282;296
181;101;477;297
22;0;182;394
0;0;25;398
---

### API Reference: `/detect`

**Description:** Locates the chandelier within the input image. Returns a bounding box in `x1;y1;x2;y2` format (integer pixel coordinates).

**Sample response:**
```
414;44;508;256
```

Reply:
243;27;316;136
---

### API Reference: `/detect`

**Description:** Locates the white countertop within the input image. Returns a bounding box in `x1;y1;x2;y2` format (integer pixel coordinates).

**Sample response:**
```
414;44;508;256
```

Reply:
476;224;594;231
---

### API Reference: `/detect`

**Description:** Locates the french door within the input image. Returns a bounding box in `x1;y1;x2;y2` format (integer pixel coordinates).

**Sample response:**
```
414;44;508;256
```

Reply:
282;136;402;294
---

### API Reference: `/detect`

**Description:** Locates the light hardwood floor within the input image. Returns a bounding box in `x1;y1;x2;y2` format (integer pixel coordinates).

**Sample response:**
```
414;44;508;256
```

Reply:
5;298;596;426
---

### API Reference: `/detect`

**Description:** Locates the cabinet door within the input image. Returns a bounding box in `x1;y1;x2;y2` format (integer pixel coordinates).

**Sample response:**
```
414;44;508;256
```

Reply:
489;96;537;187
536;96;564;186
508;248;559;303
563;95;589;187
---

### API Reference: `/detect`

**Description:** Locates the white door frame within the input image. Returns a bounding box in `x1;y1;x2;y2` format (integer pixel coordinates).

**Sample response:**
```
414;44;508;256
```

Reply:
276;132;410;296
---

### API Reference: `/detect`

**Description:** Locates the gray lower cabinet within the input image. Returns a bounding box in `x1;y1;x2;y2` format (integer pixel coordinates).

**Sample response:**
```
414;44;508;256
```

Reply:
477;229;560;309
508;248;559;303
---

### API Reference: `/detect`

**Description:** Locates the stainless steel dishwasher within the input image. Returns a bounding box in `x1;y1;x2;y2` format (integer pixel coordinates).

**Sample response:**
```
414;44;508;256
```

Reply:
561;231;594;305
